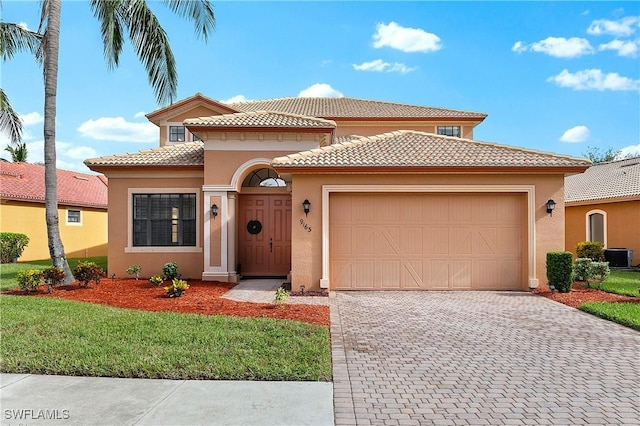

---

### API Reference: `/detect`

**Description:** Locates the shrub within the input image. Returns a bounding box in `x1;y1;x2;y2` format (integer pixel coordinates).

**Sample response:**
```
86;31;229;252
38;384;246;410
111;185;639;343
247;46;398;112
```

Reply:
165;279;189;297
16;269;44;292
576;241;604;261
149;275;163;286
43;267;65;292
573;258;593;282
273;287;289;307
74;261;105;288
126;264;141;280
589;262;610;290
162;262;180;280
0;232;30;263
547;251;573;293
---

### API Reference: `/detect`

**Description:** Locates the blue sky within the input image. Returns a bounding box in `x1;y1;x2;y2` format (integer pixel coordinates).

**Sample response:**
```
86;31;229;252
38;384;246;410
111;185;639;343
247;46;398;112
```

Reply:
2;1;639;173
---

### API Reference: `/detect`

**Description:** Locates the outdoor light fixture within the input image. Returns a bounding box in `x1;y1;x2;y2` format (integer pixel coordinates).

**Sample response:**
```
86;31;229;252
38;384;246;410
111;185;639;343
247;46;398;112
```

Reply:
549;285;556;294
211;203;218;219
546;199;556;216
302;199;311;216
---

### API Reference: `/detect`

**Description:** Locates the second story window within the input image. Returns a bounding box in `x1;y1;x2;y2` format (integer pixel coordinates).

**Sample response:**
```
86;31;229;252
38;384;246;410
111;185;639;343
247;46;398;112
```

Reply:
437;126;461;138
169;126;186;142
191;132;202;142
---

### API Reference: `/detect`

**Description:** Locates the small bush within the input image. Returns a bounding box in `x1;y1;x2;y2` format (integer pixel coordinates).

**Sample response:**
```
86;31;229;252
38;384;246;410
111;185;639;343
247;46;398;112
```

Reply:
576;241;604;261
126;264;141;280
74;261;105;288
149;275;163;286
16;269;44;292
43;267;65;292
589;262;610;290
573;258;593;282
165;279;189;297
0;232;30;263
162;262;180;280
273;287;289;306
547;251;573;293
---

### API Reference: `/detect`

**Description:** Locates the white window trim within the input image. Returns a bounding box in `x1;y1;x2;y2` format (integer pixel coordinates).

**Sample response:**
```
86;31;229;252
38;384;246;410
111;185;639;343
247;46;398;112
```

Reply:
66;208;82;226
125;188;202;253
585;209;607;248
320;184;537;289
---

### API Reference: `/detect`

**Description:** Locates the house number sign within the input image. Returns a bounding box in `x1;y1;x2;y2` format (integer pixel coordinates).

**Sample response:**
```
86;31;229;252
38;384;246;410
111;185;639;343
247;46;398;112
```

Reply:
299;218;312;233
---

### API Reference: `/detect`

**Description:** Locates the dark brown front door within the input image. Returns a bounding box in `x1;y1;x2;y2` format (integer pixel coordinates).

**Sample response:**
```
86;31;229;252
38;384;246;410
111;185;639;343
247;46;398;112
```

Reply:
238;194;292;276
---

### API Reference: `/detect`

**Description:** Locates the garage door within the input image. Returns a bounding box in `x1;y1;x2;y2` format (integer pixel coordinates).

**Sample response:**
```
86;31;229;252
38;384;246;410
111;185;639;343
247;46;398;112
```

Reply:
330;193;525;290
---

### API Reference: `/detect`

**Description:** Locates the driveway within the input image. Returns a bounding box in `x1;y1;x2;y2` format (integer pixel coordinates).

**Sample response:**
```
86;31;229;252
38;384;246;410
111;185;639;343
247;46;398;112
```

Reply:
330;291;640;425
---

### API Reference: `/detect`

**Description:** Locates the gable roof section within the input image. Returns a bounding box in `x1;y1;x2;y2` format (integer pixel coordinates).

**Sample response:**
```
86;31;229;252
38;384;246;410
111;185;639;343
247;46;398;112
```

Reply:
85;142;204;168
0;162;108;208
565;156;640;203
146;93;239;123
272;131;591;172
227;97;487;120
184;110;337;130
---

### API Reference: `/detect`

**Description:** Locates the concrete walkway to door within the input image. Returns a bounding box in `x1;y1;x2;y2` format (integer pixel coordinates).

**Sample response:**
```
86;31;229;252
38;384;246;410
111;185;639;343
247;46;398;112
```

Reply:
222;278;331;305
330;291;640;425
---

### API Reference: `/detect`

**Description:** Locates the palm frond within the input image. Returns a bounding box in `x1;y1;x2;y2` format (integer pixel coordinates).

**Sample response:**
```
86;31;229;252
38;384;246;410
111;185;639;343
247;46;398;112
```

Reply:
120;0;177;105
0;88;23;144
4;141;28;162
161;0;215;42
90;0;125;69
0;22;43;61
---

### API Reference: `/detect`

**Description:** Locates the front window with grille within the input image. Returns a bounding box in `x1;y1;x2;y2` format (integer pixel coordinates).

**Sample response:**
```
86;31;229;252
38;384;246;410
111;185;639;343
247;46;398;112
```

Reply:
133;194;196;246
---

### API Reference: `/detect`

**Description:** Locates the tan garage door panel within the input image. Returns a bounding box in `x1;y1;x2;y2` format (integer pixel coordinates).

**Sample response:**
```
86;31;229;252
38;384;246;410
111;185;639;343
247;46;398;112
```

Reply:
330;193;524;290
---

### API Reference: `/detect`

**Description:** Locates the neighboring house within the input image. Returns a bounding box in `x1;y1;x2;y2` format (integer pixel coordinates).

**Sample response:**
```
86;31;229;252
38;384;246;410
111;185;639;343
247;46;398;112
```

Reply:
85;93;590;290
0;162;108;261
565;157;640;267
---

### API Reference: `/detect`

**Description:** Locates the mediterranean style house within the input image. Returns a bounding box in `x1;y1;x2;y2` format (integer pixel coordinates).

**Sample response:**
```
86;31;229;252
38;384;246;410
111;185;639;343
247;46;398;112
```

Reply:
0;162;108;261
85;93;590;291
565;156;639;267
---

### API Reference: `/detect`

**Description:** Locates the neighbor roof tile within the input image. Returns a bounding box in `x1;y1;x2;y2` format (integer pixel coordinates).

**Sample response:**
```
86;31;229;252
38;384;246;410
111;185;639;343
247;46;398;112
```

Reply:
565;156;640;203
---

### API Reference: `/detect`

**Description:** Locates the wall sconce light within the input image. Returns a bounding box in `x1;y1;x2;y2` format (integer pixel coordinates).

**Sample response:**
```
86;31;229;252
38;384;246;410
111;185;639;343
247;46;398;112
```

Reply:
211;203;218;219
302;199;311;216
546;199;556;216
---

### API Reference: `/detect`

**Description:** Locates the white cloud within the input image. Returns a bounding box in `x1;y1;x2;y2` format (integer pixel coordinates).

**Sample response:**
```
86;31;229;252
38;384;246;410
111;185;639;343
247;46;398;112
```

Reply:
65;146;98;160
298;83;343;98
18;22;29;30
372;22;442;53
352;59;416;74
20;140;95;172
512;37;594;58
77;117;157;142
618;144;640;158
547;69;640;91
559;126;590;143
598;39;639;58
133;111;146;118
222;94;251;103
587;16;640;37
20;111;44;127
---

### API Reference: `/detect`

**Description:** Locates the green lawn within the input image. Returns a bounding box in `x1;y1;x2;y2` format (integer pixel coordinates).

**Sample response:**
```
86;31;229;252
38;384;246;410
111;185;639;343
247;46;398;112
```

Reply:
598;270;640;297
580;302;640;332
0;256;107;291
0;296;331;381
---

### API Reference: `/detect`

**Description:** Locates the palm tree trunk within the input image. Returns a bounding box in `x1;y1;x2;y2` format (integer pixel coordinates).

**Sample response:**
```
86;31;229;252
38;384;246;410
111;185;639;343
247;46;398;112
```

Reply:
43;0;73;284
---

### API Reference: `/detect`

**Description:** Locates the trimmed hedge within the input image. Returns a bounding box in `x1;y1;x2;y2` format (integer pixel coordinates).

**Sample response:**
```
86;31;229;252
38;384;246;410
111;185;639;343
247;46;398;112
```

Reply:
0;232;30;263
547;251;573;293
576;241;604;261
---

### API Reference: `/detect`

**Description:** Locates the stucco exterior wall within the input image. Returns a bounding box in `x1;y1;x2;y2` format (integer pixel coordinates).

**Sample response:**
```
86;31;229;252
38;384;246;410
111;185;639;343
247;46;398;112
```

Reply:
287;173;565;292
565;200;640;265
0;200;107;261
158;105;222;145
332;120;478;139
204;150;306;187
106;174;204;279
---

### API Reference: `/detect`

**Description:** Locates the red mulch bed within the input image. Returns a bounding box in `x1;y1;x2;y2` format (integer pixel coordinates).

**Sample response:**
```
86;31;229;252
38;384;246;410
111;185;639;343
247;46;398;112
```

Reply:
535;281;640;308
4;279;330;327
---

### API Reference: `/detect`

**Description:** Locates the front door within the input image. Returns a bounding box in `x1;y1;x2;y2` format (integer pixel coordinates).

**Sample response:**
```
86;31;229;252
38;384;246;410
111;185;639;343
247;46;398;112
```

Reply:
238;194;292;276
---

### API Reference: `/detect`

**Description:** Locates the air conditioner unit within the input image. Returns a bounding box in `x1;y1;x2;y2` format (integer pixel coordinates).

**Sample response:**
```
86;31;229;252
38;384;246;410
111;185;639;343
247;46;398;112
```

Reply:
604;249;633;268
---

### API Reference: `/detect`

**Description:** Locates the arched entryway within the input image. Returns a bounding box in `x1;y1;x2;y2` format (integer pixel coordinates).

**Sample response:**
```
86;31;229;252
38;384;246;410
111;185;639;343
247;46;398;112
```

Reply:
237;167;292;277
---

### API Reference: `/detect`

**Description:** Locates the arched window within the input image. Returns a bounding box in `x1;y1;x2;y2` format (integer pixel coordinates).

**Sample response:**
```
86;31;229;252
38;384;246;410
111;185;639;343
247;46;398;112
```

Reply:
586;210;606;245
241;168;286;188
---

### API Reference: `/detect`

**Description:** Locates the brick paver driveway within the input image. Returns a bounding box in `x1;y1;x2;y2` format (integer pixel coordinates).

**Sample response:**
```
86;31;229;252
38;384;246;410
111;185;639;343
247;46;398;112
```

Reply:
330;291;639;425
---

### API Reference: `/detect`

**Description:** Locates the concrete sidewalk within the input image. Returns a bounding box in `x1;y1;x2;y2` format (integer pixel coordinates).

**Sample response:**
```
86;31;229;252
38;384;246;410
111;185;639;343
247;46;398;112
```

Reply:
0;374;333;425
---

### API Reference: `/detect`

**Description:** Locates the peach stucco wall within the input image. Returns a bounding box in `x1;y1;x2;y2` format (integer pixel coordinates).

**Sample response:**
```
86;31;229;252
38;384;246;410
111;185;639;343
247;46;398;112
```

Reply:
287;173;566;292
204;150;301;187
566;200;640;266
0;200;107;261
332;120;478;139
158;105;222;145
106;175;204;279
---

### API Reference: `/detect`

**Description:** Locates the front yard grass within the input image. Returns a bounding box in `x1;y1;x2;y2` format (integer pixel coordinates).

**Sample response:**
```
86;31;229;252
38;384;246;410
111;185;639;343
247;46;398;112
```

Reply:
580;302;640;331
598;270;640;297
0;257;107;291
0;296;331;381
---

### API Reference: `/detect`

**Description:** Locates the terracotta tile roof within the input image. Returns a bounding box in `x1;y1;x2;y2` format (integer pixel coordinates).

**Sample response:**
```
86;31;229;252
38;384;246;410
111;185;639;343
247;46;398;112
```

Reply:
565;156;640;203
184;111;336;129
272;131;591;170
84;142;204;167
0;162;108;208
228;97;487;120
